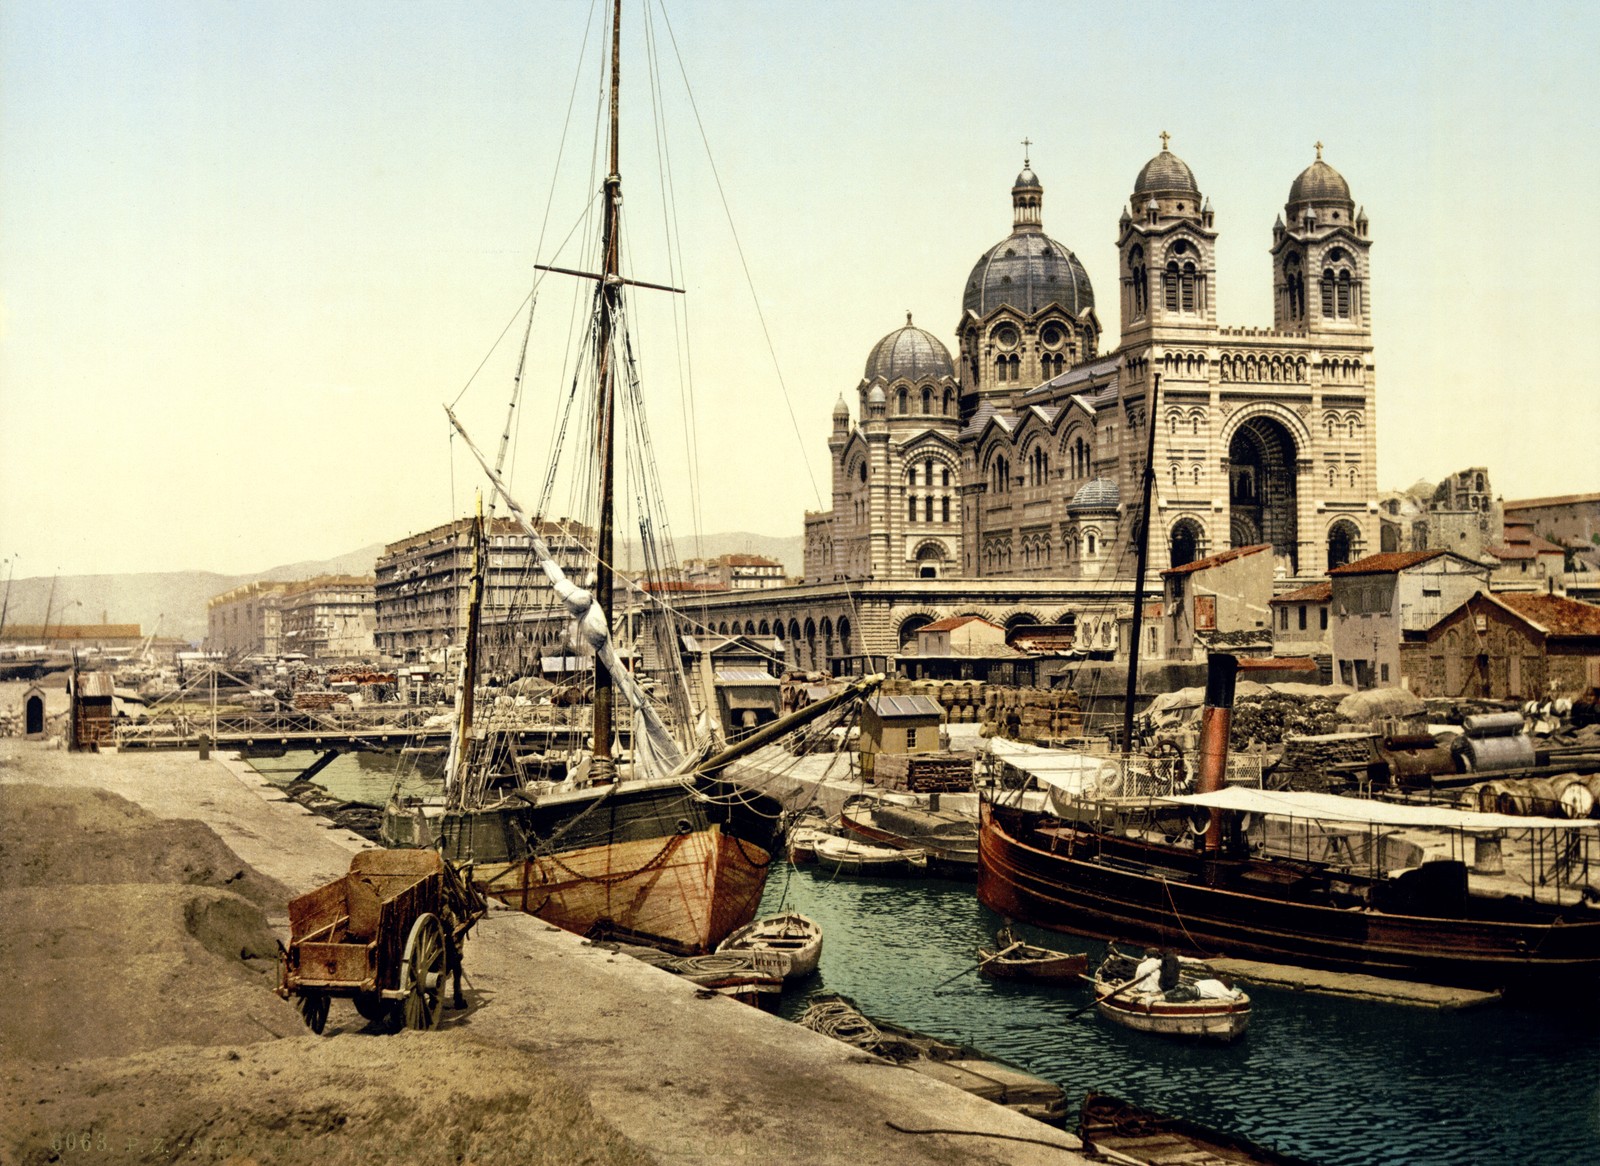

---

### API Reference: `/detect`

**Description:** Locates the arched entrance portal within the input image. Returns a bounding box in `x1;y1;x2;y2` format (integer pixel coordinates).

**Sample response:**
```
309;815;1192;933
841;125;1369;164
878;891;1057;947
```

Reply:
25;691;46;736
1228;416;1299;573
1327;519;1361;571
1168;518;1204;569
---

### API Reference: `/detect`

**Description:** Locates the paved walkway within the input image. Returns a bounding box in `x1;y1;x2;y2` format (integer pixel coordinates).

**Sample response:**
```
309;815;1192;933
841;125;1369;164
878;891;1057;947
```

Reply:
0;740;1091;1166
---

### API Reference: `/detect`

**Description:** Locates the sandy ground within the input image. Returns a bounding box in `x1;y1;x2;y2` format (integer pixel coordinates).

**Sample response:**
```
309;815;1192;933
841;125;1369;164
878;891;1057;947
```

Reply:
0;775;655;1166
0;738;1090;1166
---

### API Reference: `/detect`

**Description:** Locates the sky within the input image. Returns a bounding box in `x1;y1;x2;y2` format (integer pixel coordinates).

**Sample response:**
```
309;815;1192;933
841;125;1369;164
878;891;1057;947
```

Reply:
2;0;1597;578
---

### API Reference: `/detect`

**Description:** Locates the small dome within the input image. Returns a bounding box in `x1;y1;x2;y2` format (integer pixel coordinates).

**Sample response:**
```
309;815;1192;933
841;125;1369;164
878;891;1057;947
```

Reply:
965;233;1094;318
1134;143;1199;197
1288;159;1350;206
1013;165;1041;192
832;394;850;418
1069;477;1121;511
866;385;886;407
864;315;955;383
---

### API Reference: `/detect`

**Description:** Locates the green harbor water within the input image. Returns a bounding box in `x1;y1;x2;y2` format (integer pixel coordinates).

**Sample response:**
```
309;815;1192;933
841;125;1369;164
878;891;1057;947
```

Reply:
252;751;1600;1165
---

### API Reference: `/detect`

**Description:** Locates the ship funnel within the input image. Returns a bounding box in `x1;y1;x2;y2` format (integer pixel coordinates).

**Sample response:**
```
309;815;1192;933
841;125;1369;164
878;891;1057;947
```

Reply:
1195;653;1238;853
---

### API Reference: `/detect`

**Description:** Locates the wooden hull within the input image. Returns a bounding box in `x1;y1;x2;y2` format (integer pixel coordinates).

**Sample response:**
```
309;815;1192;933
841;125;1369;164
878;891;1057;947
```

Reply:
976;946;1088;983
385;775;782;954
978;798;1600;993
1094;981;1251;1043
812;836;927;878
840;801;979;880
717;912;823;980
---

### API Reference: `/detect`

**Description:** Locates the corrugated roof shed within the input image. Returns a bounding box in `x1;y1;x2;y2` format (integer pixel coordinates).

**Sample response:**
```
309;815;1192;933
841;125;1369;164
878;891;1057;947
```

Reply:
866;694;944;719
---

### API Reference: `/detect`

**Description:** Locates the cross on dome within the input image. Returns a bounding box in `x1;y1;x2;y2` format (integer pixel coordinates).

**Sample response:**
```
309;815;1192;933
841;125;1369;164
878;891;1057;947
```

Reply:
1021;136;1032;166
1159;130;1170;151
1315;140;1324;160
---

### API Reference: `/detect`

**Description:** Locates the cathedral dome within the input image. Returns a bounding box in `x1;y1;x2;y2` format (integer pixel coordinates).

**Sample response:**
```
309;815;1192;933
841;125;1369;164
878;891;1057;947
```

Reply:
1133;146;1199;197
1068;477;1121;511
1288;158;1350;205
964;233;1094;319
864;315;955;383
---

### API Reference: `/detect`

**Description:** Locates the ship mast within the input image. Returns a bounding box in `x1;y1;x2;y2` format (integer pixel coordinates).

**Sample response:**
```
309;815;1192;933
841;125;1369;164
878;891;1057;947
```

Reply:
591;0;623;780
1121;372;1161;755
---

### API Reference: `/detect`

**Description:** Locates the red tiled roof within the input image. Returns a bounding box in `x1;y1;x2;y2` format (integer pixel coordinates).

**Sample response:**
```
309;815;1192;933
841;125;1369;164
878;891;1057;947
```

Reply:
720;554;782;567
1503;492;1600;511
1492;592;1600;637
920;615;1001;633
642;581;727;593
1270;581;1333;604
1161;544;1271;577
1328;549;1446;575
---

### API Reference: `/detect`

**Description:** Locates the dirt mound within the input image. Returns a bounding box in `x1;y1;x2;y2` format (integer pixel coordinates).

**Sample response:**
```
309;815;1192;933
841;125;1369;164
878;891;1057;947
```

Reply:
1;1032;657;1166
1;883;302;1061
0;784;292;908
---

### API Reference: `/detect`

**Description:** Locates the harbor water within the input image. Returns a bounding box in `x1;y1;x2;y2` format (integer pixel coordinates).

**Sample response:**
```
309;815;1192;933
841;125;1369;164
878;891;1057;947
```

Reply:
253;751;1599;1165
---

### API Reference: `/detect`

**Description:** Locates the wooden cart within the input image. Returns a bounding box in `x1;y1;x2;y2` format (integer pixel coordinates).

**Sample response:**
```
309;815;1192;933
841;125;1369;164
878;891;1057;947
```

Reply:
277;849;486;1033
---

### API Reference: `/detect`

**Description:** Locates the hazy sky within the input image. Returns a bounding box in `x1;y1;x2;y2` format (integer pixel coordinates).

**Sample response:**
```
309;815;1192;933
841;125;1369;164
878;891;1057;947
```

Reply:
3;0;1596;578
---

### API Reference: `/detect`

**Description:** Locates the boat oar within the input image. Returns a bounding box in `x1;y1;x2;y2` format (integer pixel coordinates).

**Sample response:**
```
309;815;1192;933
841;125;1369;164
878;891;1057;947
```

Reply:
931;941;1025;993
1066;972;1149;1020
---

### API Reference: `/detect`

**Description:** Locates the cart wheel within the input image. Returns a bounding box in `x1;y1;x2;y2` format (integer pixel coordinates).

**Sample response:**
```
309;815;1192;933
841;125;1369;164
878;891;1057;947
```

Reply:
297;992;329;1035
400;913;447;1031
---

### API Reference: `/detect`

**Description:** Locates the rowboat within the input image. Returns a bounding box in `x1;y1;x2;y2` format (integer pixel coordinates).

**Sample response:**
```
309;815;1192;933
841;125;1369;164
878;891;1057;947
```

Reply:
798;994;1067;1125
1078;1092;1310;1165
716;911;823;981
840;794;979;879
811;834;928;878
976;928;1087;983
1090;950;1250;1043
786;813;841;865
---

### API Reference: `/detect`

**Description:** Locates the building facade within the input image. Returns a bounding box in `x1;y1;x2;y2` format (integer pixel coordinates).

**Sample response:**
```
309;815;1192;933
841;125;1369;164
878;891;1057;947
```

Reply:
374;515;593;668
278;575;377;661
1329;550;1490;690
1401;591;1600;699
805;138;1379;596
205;581;291;657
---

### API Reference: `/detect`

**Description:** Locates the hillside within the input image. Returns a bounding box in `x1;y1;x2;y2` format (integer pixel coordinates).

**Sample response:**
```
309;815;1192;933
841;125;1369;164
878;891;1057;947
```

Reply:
1;533;801;646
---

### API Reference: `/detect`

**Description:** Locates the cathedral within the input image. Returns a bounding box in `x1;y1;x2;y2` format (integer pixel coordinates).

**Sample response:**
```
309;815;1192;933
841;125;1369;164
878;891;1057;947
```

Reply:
803;137;1378;591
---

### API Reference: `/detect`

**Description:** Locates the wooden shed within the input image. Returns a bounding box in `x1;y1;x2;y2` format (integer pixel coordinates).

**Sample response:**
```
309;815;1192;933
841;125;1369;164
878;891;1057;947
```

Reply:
860;693;944;759
70;670;116;751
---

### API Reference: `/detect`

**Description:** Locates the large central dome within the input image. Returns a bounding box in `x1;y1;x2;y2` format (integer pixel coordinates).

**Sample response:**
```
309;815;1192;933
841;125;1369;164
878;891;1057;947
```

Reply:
965;165;1094;319
964;232;1094;318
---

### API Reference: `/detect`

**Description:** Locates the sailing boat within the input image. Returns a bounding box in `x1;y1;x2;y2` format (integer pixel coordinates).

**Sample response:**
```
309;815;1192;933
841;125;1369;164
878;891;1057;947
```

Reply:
976;379;1600;991
381;2;880;954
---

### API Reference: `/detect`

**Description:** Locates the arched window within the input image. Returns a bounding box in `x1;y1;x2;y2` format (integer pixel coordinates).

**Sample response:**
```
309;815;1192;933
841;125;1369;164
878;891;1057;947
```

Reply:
1129;245;1147;317
1164;262;1179;311
941;468;950;487
1337;271;1352;318
1181;262;1197;312
1086;532;1098;556
922;387;932;414
1170;464;1180;487
924;494;933;522
943;387;953;415
908;494;918;523
1321;270;1336;317
896;388;908;414
941;496;950;523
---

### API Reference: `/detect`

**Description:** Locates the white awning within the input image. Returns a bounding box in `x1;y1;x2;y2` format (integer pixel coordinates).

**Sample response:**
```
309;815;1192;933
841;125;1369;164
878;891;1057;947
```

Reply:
1162;787;1595;832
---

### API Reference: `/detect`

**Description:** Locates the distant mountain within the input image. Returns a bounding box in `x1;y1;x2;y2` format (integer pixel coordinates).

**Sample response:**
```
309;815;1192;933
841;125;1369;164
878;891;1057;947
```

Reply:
0;534;798;647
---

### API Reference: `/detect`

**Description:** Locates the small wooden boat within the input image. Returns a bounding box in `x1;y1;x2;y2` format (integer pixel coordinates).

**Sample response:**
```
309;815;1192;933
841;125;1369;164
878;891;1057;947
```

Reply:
840;794;979;879
977;927;1088;983
1078;1092;1311;1165
1090;950;1250;1043
786;814;841;865
811;833;928;878
716;911;823;981
799;994;1067;1125
662;952;784;1010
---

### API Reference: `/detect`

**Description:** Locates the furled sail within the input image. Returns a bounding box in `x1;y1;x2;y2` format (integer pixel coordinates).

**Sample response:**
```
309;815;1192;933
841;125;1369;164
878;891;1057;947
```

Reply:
445;406;685;780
